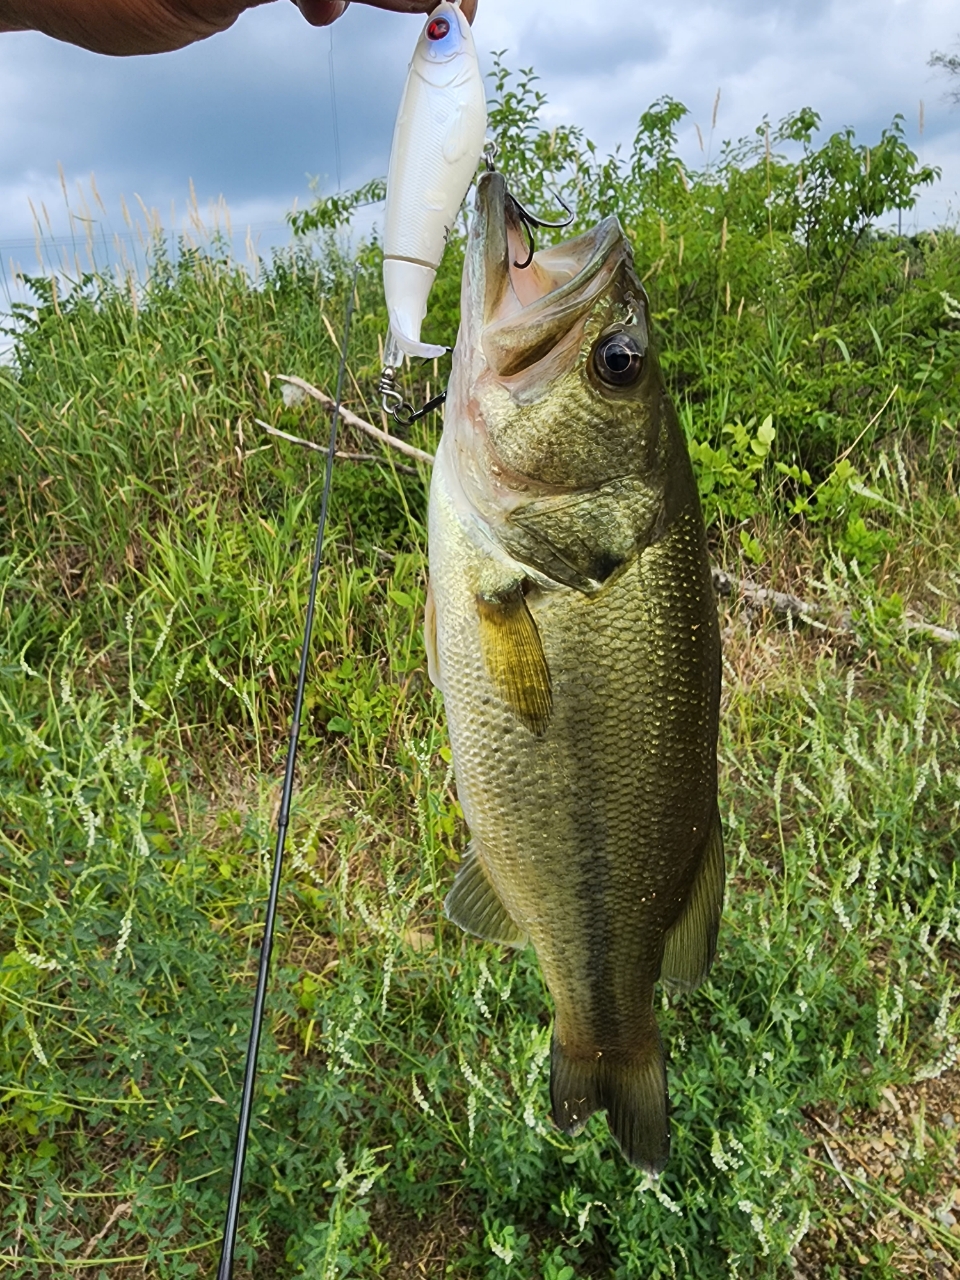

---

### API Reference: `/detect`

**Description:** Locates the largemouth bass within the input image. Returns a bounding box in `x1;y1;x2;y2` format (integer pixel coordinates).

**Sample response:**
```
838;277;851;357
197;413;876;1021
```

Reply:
425;172;723;1173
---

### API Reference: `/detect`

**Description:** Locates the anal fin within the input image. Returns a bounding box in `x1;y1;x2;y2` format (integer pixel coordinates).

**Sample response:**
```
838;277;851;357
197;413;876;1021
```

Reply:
660;807;725;992
444;842;527;946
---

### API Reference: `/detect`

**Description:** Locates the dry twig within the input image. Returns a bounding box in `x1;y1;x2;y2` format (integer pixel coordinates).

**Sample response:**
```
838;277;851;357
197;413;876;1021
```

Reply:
714;569;959;645
712;569;825;625
903;617;960;644
256;420;419;476
266;383;960;649
276;374;436;465
819;1137;860;1199
80;1202;132;1259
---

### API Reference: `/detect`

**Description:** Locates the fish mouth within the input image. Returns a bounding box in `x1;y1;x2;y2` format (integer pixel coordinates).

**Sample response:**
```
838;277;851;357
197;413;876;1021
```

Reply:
467;171;630;379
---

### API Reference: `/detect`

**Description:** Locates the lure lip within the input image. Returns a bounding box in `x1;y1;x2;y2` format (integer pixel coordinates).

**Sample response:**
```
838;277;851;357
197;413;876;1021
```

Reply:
384;259;447;360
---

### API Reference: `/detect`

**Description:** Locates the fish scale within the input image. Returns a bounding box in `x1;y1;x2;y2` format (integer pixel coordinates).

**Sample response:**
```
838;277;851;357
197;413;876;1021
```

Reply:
427;171;722;1172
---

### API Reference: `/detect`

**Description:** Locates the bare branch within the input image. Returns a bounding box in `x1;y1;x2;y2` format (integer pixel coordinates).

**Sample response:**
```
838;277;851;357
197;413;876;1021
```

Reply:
261;403;960;648
80;1202;132;1259
255;420;420;476
904;617;960;644
714;569;959;645
276;374;436;465
712;569;823;623
930;45;960;104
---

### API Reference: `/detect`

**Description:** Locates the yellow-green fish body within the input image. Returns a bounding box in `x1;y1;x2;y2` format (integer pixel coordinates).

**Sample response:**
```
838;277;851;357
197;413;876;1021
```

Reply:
426;172;722;1172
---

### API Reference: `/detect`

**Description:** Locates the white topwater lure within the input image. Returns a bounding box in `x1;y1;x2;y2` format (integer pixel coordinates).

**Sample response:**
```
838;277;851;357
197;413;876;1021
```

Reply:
382;0;487;360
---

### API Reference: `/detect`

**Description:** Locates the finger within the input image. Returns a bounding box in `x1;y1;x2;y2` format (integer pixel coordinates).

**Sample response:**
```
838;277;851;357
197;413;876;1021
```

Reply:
295;0;477;26
351;0;476;22
351;1;433;11
3;0;246;54
295;0;349;25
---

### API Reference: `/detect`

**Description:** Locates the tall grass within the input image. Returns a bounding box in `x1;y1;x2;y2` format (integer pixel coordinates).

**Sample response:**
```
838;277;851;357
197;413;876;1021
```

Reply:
1;66;959;1279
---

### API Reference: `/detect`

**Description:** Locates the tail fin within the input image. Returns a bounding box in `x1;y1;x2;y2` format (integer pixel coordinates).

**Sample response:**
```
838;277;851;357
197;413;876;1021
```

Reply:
550;1032;669;1174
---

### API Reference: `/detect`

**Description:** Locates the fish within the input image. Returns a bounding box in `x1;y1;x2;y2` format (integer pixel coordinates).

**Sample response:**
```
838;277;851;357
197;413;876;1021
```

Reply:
424;171;723;1173
382;0;486;359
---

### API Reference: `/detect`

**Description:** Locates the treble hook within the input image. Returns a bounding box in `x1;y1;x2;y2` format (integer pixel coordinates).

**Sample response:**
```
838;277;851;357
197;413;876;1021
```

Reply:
481;139;576;268
507;190;575;270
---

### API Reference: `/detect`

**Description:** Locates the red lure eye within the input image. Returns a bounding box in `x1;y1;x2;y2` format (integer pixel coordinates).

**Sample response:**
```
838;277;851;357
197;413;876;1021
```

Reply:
426;16;450;40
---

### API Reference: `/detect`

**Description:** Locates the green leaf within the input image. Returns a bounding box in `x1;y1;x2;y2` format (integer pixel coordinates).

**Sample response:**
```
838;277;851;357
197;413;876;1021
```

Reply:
756;415;776;447
739;530;765;564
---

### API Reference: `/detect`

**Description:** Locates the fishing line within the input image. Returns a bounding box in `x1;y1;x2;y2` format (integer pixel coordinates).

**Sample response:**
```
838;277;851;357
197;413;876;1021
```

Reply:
329;26;342;192
215;261;360;1280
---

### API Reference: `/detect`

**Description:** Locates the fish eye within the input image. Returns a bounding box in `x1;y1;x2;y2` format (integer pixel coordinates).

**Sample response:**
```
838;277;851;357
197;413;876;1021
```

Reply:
427;16;451;39
592;332;644;387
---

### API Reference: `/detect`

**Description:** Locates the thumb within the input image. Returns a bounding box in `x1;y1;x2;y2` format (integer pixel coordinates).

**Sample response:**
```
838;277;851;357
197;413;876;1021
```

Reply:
295;0;349;26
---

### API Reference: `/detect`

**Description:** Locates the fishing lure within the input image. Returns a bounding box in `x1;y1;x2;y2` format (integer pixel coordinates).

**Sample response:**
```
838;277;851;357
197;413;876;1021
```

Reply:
382;0;486;359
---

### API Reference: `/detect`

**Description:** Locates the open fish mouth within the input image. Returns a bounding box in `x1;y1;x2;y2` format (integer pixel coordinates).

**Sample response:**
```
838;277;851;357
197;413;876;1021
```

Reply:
465;172;635;380
449;171;654;501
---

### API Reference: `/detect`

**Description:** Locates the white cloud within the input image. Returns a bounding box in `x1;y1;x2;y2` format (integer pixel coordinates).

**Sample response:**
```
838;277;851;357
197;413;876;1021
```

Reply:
479;0;960;227
0;0;958;268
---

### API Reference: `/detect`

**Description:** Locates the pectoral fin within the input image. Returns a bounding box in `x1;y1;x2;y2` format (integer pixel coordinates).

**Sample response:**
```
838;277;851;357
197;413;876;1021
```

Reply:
476;584;552;735
441;102;472;164
660;808;725;991
444;842;527;946
424;579;441;690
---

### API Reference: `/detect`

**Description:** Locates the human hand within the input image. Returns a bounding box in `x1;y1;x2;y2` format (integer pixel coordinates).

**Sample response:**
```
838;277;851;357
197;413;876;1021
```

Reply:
0;0;476;56
298;1;476;27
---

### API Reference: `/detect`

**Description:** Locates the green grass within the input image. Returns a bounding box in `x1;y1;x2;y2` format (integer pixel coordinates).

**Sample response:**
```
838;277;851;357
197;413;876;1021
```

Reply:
1;82;960;1277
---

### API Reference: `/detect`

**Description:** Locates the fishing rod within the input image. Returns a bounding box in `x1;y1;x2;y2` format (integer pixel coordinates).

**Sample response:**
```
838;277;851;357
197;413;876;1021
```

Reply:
215;262;360;1280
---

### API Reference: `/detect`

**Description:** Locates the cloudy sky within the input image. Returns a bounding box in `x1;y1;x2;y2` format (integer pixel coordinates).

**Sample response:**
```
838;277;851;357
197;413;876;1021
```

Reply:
1;0;959;289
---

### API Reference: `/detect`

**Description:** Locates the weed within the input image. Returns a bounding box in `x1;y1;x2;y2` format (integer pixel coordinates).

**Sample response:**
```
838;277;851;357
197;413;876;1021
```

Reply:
1;59;959;1280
